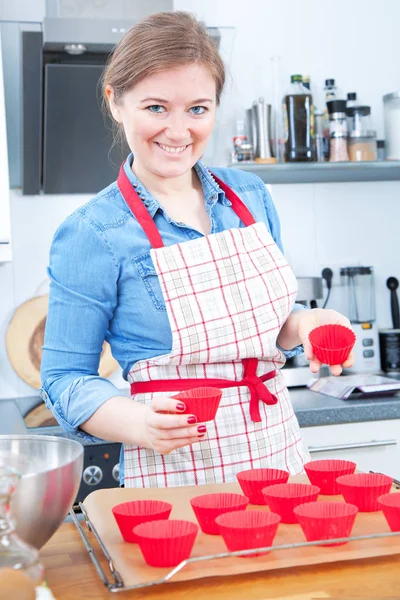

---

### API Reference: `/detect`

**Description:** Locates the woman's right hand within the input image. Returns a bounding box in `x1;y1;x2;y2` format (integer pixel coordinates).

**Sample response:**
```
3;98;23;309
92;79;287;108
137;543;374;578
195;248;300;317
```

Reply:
143;396;207;455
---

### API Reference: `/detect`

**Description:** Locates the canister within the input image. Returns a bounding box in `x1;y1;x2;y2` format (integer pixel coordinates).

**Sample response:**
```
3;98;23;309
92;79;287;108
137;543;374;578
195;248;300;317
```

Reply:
383;91;400;160
379;329;400;372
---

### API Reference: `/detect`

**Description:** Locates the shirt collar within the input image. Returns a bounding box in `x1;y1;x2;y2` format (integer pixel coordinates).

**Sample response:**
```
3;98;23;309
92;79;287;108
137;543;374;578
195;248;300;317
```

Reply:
122;153;230;220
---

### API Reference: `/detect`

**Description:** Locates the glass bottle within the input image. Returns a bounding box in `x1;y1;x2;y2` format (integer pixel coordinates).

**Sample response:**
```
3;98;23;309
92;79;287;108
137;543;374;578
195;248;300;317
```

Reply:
323;78;337;159
0;466;44;585
283;74;315;162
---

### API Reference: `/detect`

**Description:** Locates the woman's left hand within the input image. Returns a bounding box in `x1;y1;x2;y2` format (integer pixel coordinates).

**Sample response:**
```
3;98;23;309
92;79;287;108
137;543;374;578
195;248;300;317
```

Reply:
297;308;355;376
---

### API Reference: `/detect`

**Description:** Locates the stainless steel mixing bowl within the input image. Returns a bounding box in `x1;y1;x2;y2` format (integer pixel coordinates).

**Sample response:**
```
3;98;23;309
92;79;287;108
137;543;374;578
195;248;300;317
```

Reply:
0;435;84;549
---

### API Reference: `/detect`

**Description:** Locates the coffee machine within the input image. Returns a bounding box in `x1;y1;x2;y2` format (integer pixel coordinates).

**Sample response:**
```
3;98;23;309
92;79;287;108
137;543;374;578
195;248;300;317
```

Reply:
282;277;324;387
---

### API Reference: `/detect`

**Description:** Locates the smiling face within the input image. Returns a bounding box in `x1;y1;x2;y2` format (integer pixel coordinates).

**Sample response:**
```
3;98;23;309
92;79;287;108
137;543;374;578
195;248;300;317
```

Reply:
107;63;217;180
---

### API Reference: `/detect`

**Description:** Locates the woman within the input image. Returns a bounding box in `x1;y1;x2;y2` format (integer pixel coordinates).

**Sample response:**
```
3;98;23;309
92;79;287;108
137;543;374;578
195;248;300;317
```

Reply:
39;11;353;488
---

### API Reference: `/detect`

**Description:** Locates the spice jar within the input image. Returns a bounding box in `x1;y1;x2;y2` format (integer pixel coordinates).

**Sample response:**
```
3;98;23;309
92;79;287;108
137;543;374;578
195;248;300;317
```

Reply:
348;131;377;161
330;132;349;162
327;100;349;162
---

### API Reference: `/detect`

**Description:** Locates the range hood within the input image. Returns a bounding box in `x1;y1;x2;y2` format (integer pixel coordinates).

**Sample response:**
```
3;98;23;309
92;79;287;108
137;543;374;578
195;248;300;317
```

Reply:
43;0;220;53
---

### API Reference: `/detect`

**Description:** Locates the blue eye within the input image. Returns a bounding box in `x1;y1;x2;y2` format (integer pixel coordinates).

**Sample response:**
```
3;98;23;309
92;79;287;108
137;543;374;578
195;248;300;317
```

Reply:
190;106;207;115
147;105;165;113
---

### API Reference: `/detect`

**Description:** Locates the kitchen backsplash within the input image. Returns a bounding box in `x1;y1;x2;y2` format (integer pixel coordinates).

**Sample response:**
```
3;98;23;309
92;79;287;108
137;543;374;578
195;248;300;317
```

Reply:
1;179;399;399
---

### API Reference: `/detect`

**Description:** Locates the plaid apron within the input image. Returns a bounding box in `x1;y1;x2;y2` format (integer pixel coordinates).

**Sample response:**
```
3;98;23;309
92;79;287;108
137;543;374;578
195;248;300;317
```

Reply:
118;165;310;488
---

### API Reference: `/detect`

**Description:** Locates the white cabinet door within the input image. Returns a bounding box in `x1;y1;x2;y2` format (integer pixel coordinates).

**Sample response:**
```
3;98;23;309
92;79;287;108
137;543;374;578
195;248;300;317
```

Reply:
0;29;11;263
301;420;400;479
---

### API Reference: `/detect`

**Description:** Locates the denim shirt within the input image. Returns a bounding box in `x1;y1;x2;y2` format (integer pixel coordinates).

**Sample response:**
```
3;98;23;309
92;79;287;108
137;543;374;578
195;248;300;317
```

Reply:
39;155;305;482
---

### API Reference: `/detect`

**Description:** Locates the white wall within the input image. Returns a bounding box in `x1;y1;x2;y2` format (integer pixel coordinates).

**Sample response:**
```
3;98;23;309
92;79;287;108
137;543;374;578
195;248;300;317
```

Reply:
0;0;400;399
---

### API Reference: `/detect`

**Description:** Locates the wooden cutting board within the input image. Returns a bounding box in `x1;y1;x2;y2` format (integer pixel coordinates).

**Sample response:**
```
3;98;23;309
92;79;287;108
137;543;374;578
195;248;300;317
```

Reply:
82;476;400;590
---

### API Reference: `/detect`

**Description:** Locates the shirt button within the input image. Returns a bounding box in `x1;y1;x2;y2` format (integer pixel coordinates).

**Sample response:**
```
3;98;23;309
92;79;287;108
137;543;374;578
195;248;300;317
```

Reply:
144;201;150;207
210;194;217;200
133;182;138;188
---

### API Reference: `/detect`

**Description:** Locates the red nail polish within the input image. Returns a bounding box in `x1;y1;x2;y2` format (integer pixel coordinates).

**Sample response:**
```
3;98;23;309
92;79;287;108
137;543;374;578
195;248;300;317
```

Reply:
197;425;207;433
187;415;196;424
176;402;185;411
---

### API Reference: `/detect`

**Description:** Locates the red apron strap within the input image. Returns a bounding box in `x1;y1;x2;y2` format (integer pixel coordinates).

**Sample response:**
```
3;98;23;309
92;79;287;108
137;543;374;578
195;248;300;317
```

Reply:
117;162;257;250
130;358;278;423
117;163;164;249
210;172;256;227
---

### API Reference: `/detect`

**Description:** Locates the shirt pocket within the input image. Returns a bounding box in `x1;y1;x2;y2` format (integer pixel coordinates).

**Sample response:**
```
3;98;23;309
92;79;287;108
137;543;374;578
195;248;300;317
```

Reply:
133;252;166;311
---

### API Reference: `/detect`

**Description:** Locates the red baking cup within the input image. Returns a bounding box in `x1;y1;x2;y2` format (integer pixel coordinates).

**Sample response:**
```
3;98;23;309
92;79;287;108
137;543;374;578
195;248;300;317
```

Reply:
236;468;290;505
133;519;198;567
262;483;320;524
172;387;222;422
190;492;249;535
215;509;281;556
304;459;357;495
112;500;172;543
294;501;358;546
308;324;356;365
377;493;400;531
336;473;393;512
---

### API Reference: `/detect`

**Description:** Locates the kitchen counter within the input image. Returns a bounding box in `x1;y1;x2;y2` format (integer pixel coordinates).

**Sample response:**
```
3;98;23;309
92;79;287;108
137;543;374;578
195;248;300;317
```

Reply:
40;522;400;599
290;388;400;427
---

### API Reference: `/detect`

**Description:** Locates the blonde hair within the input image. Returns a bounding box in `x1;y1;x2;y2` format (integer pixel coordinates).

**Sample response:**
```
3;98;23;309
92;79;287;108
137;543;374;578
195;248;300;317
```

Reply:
102;11;226;110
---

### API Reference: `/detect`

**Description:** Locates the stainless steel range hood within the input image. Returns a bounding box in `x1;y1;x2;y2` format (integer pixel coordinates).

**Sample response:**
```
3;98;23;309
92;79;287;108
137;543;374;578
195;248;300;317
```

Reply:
43;0;220;53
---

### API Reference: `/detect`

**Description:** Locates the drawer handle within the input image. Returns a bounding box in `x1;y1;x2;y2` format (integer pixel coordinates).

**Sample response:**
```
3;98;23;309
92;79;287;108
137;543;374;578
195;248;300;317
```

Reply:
308;439;398;453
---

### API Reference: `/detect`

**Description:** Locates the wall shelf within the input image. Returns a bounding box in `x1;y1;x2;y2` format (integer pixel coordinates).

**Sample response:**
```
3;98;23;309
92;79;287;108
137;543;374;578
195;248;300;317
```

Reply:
229;160;400;185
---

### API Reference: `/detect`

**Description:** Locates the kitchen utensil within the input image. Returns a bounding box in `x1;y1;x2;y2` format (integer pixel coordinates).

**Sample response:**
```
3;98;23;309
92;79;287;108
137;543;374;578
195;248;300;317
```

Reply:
172;387;222;422
112;500;172;543
340;266;381;373
336;473;393;512
0;435;83;549
133;520;198;567
6;293;118;389
308;324;356;365
304;459;356;495
379;276;400;372
262;483;320;524
386;277;400;328
294;501;358;546
377;493;400;531
0;466;44;584
190;492;249;535
215;510;280;556
236;468;289;505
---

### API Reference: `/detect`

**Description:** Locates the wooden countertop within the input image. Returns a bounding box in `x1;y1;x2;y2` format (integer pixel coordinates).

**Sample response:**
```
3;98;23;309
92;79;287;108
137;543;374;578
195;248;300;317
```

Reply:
40;522;400;599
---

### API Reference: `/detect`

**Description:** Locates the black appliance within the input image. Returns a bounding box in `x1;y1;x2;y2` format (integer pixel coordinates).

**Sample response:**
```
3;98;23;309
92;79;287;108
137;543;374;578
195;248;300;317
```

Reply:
22;18;131;195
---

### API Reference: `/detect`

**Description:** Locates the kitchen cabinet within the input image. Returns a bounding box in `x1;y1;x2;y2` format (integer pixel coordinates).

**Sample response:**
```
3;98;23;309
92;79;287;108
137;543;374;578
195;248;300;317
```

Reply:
301;419;400;478
0;28;11;262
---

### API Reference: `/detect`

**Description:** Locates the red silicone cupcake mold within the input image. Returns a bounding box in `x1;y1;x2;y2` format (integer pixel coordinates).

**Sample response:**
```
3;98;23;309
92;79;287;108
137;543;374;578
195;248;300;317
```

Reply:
304;459;357;495
215;509;281;556
309;324;356;365
190;492;249;535
172;387;222;422
377;493;400;531
262;483;320;524
336;473;393;512
112;499;172;543
294;501;358;546
236;468;290;505
134;519;198;567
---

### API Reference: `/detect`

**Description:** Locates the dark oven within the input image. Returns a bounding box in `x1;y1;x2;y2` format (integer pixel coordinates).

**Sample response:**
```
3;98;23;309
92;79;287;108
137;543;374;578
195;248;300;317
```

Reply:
22;18;129;195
